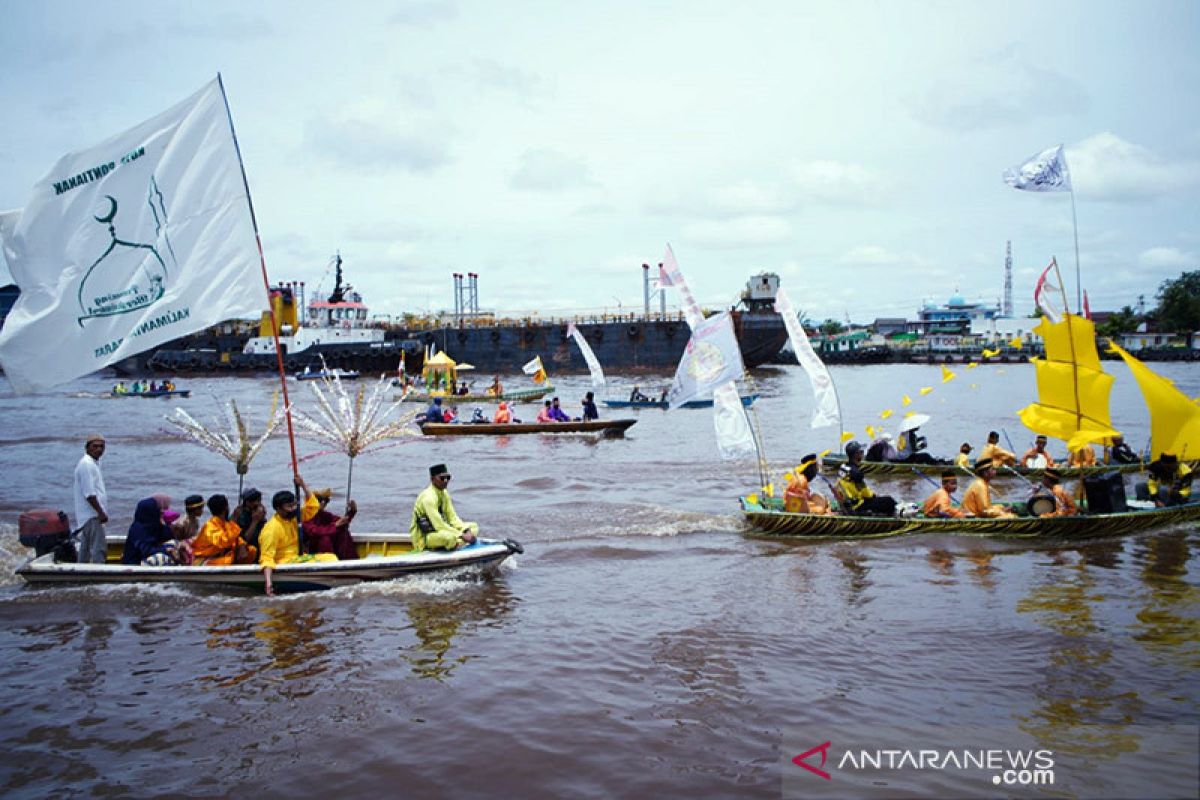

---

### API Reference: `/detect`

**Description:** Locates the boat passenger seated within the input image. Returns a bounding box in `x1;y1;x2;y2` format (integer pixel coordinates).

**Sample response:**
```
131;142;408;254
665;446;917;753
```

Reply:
836;465;897;516
962;458;1016;518
487;375;503;397
1136;453;1193;507
424;397;445;423
457;381;470;396
581;392;599;421
259;489;338;596
1028;468;1077;517
896;424;938;464
494;402;513;424
471;407;488;423
1067;443;1096;468
1021;435;1057;469
536;400;554;423
629;386;650;403
1107;435;1138;465
121;497;183;566
783;455;832;515
549;397;570;422
865;433;898;462
922;472;967;518
981;431;1017;467
192;493;257;565
410;463;478;552
297;478;358;561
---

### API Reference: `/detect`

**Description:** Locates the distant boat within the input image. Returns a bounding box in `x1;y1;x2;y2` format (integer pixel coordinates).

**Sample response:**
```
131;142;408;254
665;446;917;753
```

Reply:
419;419;637;437
296;368;360;381
109;388;190;399
603;393;758;410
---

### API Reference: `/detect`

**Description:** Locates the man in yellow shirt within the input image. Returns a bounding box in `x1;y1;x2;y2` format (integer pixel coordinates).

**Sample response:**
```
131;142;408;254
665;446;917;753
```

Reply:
954;442;973;469
410;464;479;551
923;472;967;518
259;488;336;596
962;458;1016;518
981;431;1017;467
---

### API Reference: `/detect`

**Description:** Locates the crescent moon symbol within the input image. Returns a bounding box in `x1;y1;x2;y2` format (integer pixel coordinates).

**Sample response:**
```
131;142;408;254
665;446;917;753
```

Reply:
94;195;118;224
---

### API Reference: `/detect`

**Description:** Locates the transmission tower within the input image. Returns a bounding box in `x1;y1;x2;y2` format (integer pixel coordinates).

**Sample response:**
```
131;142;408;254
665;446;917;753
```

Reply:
1003;241;1013;317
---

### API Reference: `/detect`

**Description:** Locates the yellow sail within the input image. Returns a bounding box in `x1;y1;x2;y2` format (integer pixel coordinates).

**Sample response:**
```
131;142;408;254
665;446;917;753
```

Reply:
1018;314;1120;448
1108;341;1200;458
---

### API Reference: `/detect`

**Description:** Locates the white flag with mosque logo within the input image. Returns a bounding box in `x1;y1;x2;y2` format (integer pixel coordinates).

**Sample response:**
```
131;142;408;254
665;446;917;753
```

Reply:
1003;144;1072;192
0;77;264;394
667;311;744;408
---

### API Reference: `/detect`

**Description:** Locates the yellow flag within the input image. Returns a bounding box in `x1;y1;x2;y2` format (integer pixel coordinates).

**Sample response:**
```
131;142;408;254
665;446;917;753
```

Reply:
1008;336;1023;350
763;482;775;498
904;410;916;417
919;386;934;396
865;425;877;439
982;348;1000;358
941;365;957;383
902;394;912;406
880;409;894;419
747;492;760;505
966;362;978;369
819;448;832;458
840;431;855;442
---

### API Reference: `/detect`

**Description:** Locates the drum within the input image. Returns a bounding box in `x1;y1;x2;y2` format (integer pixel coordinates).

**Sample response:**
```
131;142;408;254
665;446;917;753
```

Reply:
1027;495;1057;516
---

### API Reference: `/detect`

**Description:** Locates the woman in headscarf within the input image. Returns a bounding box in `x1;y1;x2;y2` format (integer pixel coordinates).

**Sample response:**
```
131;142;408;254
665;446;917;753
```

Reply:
121;497;180;565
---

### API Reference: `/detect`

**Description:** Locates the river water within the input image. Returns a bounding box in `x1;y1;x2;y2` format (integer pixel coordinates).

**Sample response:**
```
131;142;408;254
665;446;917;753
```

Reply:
0;363;1197;798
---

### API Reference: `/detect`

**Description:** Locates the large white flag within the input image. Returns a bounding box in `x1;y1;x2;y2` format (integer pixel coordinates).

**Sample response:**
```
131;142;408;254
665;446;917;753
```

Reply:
774;287;840;428
566;322;606;390
1003;144;1072;192
0;78;264;394
667;312;744;408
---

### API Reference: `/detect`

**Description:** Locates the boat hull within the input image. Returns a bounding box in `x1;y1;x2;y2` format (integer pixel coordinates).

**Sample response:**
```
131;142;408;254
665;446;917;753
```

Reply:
419;419;637;436
400;386;554;404
17;535;519;592
109;389;190;399
602;393;758;409
740;497;1200;539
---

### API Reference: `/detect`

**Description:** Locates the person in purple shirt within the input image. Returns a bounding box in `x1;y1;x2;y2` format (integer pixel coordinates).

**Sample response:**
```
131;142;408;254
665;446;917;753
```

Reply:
549;397;571;422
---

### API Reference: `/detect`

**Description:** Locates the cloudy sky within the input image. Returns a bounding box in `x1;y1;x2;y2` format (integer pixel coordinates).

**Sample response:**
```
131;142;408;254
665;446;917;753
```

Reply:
1;0;1197;323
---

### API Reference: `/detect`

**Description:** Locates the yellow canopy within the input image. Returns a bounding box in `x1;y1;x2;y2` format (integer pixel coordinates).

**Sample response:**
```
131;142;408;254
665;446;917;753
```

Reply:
1018;314;1120;448
1109;341;1200;458
422;351;457;373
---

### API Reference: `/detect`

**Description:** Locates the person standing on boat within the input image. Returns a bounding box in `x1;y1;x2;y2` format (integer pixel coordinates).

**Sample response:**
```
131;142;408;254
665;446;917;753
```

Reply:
981;431;1017;467
73;434;109;564
1138;454;1193;507
487;374;503;397
922;472;967;518
1106;435;1138;465
954;442;973;469
259;489;338;597
1021;435;1057;469
962;458;1016;518
581;391;599;421
410;464;478;551
1030;469;1077;517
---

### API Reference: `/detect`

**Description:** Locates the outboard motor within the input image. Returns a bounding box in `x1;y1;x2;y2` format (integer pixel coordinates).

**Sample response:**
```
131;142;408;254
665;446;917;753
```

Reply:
19;509;76;561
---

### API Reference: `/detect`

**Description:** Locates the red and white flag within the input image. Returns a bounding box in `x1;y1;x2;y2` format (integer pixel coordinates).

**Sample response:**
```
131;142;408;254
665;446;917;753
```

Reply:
1034;259;1065;322
1083;290;1092;320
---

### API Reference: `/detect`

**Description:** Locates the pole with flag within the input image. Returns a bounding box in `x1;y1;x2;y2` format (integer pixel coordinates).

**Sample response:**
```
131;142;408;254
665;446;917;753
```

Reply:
0;74;304;498
1003;144;1082;311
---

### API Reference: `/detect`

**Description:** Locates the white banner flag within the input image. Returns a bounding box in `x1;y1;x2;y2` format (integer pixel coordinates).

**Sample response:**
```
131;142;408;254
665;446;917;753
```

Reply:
774;287;840;429
0;78;264;393
660;244;705;330
712;380;756;459
566;322;606;390
667;311;745;408
1003;144;1072;192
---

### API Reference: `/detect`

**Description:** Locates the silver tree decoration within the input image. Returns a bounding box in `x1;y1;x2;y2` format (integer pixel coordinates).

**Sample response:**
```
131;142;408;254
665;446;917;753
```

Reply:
290;368;421;500
165;396;289;498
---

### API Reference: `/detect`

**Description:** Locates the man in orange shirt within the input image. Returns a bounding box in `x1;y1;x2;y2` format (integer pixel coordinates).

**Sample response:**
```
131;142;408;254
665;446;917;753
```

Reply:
923;472;967;518
981;431;1017;467
783;454;832;515
962;458;1016;518
1032;468;1077;517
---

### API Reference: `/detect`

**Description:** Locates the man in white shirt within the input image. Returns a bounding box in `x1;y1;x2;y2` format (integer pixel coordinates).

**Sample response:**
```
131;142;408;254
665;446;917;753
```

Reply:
73;434;109;563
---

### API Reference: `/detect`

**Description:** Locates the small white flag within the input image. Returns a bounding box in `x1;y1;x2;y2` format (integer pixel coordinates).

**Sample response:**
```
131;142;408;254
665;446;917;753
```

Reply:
1003;144;1072;192
1034;259;1065;322
660;244;704;331
712;380;756;459
0;77;264;393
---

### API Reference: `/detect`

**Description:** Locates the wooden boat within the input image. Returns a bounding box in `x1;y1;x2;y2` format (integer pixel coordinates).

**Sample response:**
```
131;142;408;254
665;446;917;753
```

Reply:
602;393;759;410
419;418;637;436
296;369;360;381
109;389;191;399
739;495;1200;539
819;453;1146;479
398;385;553;404
17;533;522;593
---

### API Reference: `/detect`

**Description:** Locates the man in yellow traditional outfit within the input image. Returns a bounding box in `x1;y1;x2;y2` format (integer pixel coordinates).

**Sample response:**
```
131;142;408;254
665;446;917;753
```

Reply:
410;464;479;551
259;488;337;596
1031;468;1077;517
962;458;1016;518
981;431;1017;467
1021;434;1057;468
923;472;967;518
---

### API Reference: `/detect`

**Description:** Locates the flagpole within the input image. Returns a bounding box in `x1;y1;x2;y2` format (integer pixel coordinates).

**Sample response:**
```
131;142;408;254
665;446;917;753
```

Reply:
216;74;302;492
1070;188;1082;313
